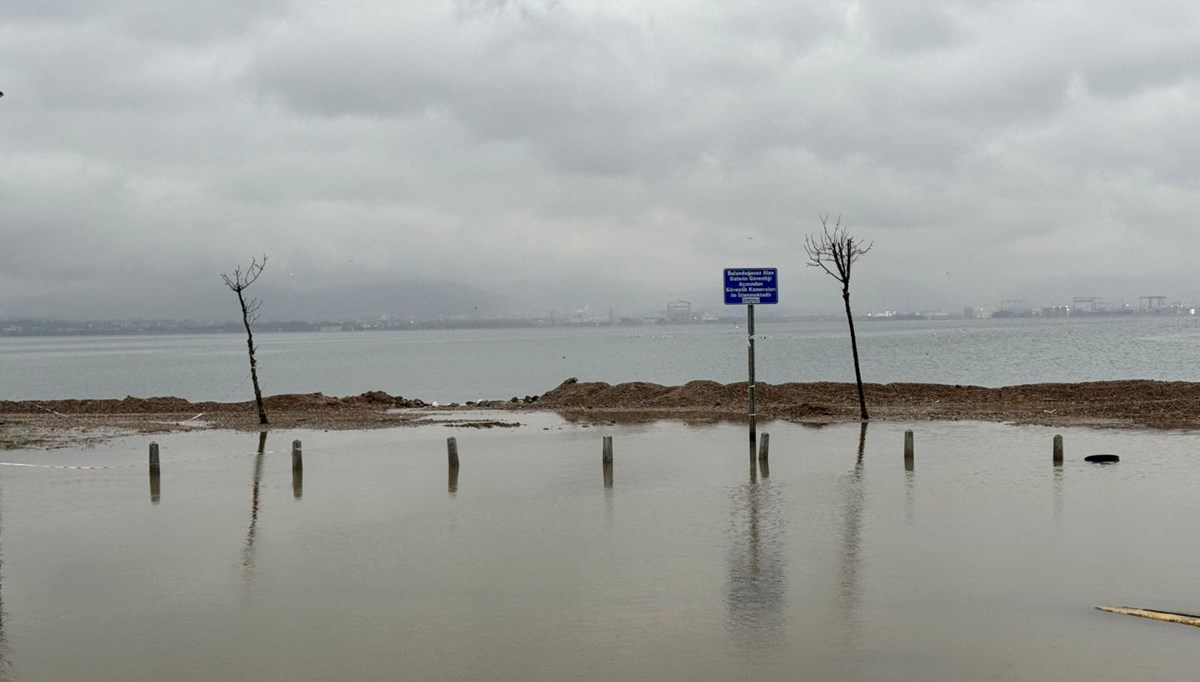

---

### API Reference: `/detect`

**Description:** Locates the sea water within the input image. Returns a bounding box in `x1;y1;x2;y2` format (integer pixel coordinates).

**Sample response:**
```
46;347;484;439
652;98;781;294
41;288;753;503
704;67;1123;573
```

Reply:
2;315;1200;402
2;418;1199;680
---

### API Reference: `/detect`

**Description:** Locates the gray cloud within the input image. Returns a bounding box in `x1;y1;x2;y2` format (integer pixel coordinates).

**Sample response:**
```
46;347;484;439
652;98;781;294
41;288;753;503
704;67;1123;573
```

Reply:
3;0;1200;320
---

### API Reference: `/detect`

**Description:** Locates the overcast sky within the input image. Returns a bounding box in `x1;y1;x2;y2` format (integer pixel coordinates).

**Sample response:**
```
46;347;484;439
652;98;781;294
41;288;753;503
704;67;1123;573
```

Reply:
3;0;1200;319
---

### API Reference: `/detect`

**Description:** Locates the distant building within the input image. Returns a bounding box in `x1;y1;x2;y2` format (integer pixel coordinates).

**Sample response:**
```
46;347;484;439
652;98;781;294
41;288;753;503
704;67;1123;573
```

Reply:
666;300;692;324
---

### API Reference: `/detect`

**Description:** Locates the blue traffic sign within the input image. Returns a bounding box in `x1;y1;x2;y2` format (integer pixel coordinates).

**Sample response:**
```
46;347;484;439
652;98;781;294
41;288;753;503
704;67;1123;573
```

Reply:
724;268;778;305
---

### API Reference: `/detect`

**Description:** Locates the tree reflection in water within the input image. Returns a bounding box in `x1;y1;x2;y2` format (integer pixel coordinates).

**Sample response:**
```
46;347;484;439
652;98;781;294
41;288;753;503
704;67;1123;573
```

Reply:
243;431;268;579
836;422;869;653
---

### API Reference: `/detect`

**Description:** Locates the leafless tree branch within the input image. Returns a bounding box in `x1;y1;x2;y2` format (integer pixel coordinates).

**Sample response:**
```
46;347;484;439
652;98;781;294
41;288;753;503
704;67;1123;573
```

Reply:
221;255;267;293
221;255;269;425
804;214;872;293
804;215;872;420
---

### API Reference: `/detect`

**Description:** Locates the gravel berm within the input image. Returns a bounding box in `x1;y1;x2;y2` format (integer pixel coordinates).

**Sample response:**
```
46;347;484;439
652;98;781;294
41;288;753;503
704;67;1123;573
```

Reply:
3;378;1197;448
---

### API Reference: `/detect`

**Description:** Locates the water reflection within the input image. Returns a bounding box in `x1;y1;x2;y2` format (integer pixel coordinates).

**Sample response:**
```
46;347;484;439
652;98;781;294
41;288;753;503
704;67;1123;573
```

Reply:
0;486;11;681
757;434;770;479
243;431;268;577
448;466;459;495
836;422;868;652
904;467;916;526
148;467;161;504
1053;462;1064;521
293;463;303;499
726;469;786;655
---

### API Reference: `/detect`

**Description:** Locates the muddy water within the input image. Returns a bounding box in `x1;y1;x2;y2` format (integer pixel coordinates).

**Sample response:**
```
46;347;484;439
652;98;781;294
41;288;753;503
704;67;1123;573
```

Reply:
2;417;1200;680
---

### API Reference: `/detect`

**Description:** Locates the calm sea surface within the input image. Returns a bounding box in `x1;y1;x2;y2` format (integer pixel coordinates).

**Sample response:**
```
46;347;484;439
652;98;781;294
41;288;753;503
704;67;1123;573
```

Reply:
2;315;1200;402
2;418;1200;680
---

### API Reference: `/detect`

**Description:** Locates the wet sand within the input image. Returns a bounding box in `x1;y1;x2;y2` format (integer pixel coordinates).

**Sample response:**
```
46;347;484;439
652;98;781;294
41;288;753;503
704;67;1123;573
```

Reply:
3;378;1198;448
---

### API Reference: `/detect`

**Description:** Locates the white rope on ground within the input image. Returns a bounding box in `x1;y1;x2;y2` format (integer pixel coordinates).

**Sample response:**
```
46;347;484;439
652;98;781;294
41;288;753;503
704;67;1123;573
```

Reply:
148;413;207;426
213;368;255;404
22;364;255;423
0;462;112;470
33;403;70;417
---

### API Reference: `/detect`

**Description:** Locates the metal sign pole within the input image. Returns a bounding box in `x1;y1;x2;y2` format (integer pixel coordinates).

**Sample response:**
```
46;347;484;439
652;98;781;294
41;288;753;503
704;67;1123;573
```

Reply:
724;267;775;466
747;303;756;458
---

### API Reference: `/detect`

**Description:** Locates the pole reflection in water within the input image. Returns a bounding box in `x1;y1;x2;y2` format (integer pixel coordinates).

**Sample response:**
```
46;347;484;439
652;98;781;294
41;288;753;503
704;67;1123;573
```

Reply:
448;467;459;495
836;422;869;653
243;431;268;578
293;465;303;499
726;467;786;655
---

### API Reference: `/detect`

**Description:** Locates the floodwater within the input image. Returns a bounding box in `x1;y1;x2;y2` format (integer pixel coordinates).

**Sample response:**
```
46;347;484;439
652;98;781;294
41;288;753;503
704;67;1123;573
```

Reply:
2;417;1200;680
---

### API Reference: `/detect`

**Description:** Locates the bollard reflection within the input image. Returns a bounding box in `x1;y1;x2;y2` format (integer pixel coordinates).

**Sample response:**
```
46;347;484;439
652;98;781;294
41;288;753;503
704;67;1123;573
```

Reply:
757;433;770;478
148;441;161;504
149;469;161;504
726;467;786;654
602;435;613;490
1053;462;1064;521
448;437;460;496
904;466;916;526
292;467;303;499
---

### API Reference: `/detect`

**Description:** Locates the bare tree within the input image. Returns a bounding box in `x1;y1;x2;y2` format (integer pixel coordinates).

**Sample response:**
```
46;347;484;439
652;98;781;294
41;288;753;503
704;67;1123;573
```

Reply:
805;215;872;420
222;256;269;425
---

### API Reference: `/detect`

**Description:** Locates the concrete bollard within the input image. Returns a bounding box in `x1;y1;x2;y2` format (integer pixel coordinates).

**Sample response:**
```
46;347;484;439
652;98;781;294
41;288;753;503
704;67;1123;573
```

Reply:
447;437;460;470
149;441;160;471
602;435;613;464
291;439;303;472
1053;434;1063;465
904;430;914;470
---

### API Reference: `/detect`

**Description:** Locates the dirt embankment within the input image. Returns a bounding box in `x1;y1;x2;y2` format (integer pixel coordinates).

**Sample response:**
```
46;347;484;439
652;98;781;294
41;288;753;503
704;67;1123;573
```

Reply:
3;379;1199;449
0;391;460;449
535;377;1200;429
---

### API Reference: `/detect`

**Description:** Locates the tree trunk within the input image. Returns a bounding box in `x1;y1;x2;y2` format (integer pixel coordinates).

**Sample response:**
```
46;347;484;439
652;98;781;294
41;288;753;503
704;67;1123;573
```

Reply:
843;289;869;420
237;289;269;425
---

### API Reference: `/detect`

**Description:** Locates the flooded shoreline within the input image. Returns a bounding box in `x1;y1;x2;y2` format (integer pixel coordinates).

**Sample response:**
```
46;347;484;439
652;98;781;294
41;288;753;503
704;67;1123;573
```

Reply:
4;378;1200;449
2;419;1199;680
